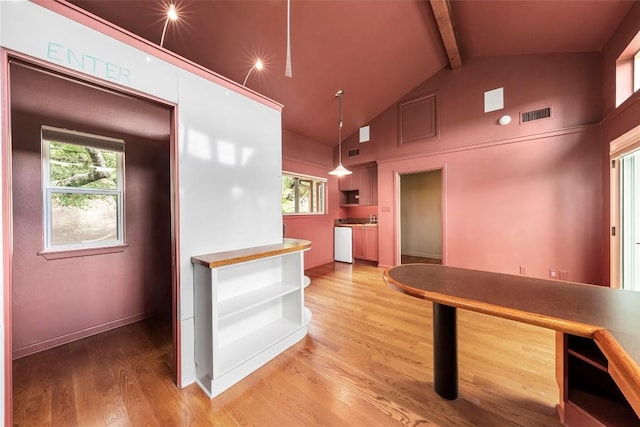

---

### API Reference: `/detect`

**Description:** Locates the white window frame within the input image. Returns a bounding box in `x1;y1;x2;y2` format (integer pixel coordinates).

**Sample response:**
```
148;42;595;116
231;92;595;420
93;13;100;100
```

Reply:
41;125;125;252
282;171;326;215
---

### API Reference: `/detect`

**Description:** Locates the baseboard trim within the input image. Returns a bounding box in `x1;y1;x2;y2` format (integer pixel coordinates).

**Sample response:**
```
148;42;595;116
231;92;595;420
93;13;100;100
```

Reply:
402;251;442;259
12;312;149;359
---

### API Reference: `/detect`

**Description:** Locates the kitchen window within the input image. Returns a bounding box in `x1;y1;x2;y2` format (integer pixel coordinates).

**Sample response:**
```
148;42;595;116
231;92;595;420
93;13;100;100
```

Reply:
41;126;125;252
282;172;326;215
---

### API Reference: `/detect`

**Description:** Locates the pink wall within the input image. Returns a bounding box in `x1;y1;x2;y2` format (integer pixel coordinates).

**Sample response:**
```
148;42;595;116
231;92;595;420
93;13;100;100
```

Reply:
339;53;603;166
11;111;172;358
338;53;604;283
378;128;602;283
282;130;342;269
600;1;640;284
283;48;639;285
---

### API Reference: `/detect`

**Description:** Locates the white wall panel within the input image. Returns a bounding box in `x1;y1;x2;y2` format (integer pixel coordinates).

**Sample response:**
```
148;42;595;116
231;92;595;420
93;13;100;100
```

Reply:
0;0;283;402
177;67;283;322
0;1;178;103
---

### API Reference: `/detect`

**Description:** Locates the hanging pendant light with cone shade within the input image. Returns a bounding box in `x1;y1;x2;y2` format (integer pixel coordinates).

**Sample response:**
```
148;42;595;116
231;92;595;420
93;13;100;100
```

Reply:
329;90;352;177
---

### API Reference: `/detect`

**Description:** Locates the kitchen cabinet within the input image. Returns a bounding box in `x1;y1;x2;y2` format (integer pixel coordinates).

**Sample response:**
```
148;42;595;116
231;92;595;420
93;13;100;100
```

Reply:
352;226;378;262
556;333;640;426
191;239;312;398
358;166;377;206
339;165;377;206
338;169;360;191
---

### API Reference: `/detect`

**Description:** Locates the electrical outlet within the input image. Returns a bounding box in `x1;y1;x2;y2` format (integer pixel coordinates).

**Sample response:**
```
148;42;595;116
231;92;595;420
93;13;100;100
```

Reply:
549;270;558;279
519;266;527;275
559;270;568;280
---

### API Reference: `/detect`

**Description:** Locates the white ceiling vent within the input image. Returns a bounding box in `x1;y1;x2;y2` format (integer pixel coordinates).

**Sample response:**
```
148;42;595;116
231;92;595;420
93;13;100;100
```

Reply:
521;107;551;123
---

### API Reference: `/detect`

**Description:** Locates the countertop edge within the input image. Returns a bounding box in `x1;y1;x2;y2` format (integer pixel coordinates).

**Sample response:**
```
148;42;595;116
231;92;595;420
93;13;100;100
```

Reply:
191;238;312;269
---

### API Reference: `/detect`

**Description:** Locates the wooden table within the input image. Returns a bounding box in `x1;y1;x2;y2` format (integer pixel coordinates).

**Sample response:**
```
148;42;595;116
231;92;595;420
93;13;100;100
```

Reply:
383;264;640;420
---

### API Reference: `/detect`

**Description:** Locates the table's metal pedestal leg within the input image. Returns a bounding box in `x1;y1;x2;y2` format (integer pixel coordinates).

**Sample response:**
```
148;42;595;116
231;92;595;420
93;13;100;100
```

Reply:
433;302;458;400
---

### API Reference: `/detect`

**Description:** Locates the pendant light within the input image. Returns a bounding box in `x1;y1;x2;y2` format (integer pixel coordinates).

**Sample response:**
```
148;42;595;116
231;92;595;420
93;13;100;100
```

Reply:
329;90;352;177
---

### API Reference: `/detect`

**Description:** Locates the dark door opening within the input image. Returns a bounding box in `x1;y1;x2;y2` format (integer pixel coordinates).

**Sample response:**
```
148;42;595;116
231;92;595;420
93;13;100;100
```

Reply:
399;169;443;265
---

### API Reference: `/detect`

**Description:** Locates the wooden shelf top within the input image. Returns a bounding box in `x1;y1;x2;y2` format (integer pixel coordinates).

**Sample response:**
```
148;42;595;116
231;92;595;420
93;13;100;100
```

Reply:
383;263;640;415
191;238;311;269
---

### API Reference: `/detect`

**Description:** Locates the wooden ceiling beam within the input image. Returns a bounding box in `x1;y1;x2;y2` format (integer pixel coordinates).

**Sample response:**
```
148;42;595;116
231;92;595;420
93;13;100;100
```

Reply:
429;0;462;69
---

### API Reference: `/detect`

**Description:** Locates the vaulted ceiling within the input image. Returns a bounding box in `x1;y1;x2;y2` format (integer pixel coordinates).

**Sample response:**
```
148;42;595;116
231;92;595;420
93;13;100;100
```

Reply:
65;0;634;146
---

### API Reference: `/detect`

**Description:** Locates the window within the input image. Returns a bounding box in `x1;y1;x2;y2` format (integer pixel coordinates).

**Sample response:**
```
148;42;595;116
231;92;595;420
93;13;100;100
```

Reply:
42;126;125;251
282;172;326;215
615;32;640;107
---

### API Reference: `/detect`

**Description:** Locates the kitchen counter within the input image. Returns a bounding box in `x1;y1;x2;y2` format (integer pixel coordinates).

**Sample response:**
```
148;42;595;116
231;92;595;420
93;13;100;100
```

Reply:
335;223;378;228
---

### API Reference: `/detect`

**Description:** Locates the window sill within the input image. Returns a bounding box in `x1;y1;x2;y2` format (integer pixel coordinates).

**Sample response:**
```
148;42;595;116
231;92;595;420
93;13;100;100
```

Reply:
38;244;128;260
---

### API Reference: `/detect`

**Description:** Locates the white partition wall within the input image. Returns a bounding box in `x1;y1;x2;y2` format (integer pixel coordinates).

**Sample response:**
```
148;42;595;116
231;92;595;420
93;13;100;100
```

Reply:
178;70;283;382
0;1;284;421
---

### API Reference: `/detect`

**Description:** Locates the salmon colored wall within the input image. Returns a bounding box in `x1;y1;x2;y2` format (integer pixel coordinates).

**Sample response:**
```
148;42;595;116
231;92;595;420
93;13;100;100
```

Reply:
378;128;602;284
337;53;605;283
342;205;378;220
285;51;634;284
339;53;603;166
601;1;640;285
282;130;342;269
11;111;172;358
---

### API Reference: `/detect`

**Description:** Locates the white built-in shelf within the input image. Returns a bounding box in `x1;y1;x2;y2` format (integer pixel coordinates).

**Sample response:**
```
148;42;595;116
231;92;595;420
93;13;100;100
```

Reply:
218;282;299;320
192;238;312;399
217;318;301;375
303;275;311;288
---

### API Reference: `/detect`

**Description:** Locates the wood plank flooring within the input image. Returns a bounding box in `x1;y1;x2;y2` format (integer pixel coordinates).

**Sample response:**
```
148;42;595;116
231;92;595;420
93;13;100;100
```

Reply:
13;262;561;426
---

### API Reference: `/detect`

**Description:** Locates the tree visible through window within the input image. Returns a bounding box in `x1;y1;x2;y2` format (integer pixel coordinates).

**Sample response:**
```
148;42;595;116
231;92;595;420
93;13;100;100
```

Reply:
42;126;125;251
282;172;326;214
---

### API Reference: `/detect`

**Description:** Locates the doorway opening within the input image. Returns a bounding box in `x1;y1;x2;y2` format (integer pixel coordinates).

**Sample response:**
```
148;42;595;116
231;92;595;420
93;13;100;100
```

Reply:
5;56;178;421
399;169;444;265
619;149;640;291
610;123;640;290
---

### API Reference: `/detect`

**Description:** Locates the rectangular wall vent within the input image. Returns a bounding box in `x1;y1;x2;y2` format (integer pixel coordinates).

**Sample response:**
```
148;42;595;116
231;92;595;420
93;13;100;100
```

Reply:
521;107;551;123
347;148;360;157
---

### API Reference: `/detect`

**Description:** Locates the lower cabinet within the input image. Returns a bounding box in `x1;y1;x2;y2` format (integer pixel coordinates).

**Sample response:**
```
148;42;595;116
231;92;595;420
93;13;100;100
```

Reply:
556;332;640;426
191;239;311;398
353;226;378;262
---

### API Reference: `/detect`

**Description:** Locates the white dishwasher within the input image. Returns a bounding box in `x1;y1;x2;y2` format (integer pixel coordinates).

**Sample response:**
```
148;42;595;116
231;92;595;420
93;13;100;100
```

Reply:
334;226;353;263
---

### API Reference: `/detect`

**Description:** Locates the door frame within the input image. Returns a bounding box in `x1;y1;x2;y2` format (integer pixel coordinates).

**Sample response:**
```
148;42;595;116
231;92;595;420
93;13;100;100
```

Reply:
395;165;447;266
610;123;640;288
1;49;181;424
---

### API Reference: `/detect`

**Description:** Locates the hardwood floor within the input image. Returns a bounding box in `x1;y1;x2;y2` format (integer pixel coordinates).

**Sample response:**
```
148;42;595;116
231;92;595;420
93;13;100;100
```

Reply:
13;262;561;426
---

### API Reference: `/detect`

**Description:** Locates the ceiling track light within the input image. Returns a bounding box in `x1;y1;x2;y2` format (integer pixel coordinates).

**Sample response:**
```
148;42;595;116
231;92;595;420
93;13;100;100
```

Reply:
243;59;264;86
329;90;352;177
160;4;178;48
